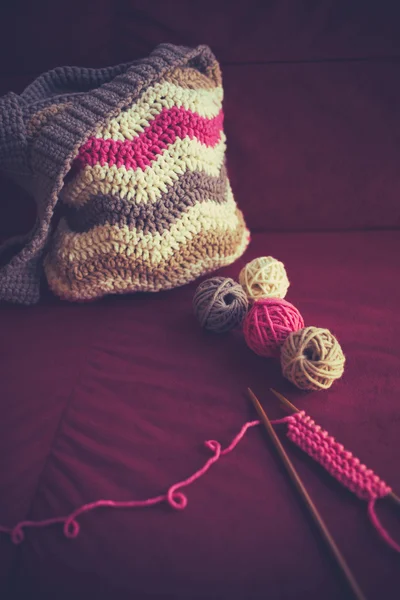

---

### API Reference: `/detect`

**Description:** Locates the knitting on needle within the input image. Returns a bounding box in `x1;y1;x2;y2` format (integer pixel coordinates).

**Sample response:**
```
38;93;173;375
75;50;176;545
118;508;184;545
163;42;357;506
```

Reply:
269;388;400;508
248;387;366;600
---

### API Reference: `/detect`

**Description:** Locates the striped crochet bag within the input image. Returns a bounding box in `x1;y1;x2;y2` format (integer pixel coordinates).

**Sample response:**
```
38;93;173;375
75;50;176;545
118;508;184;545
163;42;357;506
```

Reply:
0;44;249;304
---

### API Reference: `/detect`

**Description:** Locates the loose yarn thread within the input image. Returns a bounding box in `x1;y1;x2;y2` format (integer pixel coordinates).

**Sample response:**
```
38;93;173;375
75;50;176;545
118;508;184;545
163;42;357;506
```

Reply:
193;276;248;332
0;414;398;552
243;298;304;358
239;256;289;301
281;326;345;390
0;420;260;545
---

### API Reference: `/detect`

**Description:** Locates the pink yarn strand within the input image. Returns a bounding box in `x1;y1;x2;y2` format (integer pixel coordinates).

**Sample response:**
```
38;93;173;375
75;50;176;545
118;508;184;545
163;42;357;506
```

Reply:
368;499;400;553
1;415;397;553
0;420;260;545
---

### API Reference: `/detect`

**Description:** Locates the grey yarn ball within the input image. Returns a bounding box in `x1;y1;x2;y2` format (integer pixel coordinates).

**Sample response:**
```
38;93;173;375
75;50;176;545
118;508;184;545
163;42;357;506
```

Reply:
193;277;249;333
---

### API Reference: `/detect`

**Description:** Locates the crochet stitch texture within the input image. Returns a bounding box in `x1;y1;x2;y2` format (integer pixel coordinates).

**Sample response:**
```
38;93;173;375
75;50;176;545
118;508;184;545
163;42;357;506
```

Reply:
0;44;249;304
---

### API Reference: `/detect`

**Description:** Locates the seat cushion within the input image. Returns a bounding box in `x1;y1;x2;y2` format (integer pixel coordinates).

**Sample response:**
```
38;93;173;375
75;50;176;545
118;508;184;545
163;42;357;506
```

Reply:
1;230;399;599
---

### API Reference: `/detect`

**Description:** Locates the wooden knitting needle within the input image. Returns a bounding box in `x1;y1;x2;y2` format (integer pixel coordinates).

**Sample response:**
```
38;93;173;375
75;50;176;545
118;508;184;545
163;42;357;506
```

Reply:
248;387;367;600
269;388;299;413
269;388;400;508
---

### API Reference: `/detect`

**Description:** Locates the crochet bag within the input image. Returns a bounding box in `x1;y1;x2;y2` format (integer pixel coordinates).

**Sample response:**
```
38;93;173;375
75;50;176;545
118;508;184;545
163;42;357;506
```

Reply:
0;44;249;304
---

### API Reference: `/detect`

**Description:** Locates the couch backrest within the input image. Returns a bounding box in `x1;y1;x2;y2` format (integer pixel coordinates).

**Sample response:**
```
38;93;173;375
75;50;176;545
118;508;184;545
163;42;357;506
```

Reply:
1;0;399;236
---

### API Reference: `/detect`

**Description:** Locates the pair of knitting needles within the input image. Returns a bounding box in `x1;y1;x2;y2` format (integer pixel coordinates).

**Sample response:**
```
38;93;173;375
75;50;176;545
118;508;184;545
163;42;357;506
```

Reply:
248;387;368;600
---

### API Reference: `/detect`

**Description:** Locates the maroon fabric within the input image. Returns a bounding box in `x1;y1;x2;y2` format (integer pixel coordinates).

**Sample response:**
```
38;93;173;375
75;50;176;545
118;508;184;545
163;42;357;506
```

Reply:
1;2;400;599
224;59;400;231
113;0;400;63
1;231;400;599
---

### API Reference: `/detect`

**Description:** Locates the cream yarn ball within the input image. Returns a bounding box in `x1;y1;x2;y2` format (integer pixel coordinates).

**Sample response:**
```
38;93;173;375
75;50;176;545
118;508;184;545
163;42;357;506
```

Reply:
239;256;289;301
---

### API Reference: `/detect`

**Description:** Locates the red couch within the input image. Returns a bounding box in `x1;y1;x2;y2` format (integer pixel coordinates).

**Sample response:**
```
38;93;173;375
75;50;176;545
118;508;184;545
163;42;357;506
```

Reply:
1;3;399;599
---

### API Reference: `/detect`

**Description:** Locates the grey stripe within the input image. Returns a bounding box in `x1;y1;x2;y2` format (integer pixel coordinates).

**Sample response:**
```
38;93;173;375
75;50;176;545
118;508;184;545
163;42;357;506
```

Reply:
63;167;228;234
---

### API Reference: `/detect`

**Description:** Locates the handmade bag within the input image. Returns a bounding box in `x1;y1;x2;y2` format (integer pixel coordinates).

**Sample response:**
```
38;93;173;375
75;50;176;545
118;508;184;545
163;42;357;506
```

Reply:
0;44;249;305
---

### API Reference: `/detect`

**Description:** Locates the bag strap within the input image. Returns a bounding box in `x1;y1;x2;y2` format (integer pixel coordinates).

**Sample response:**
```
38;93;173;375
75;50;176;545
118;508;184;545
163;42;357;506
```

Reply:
0;92;28;176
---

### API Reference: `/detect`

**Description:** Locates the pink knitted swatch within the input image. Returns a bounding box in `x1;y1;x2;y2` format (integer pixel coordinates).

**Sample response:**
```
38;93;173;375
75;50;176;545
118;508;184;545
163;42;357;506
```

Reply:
273;411;399;553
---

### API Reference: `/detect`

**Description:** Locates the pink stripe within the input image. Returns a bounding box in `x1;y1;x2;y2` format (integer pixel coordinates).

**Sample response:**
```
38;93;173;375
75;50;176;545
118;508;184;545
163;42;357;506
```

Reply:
73;107;224;172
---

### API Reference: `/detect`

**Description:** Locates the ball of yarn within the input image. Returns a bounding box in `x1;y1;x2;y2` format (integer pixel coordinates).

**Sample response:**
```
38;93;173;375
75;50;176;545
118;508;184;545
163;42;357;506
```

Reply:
239;256;289;301
243;298;304;358
281;326;346;391
193;277;249;333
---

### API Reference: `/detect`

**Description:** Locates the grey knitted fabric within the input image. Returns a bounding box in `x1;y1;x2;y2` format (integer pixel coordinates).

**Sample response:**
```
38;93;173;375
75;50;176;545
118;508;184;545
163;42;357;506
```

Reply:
0;44;227;304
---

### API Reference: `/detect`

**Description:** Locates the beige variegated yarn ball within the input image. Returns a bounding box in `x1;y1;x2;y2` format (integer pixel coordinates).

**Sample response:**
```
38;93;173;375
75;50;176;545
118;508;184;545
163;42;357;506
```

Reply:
239;256;289;301
281;326;346;391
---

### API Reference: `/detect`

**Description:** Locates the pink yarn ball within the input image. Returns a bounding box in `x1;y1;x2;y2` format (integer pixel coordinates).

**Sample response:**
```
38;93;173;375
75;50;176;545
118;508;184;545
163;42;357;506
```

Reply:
243;298;305;358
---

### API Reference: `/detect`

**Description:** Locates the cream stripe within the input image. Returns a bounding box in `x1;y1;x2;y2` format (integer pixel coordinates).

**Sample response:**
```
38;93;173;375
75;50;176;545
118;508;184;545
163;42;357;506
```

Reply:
54;185;238;265
45;227;248;301
62;134;226;207
94;81;223;141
